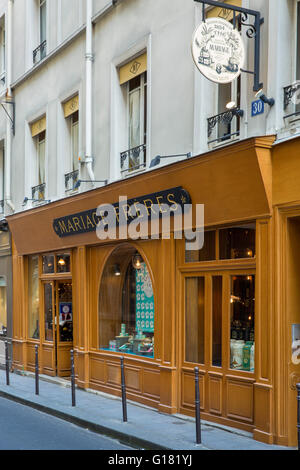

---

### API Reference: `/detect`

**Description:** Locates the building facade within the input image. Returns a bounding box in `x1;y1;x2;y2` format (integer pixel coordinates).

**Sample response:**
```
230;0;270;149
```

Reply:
0;0;299;447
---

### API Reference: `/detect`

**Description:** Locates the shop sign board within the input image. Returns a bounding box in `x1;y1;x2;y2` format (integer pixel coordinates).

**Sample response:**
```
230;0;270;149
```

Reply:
191;17;245;84
53;186;191;238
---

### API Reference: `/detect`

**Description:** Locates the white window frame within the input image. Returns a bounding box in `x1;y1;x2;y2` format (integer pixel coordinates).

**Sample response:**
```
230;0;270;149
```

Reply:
127;73;147;150
39;0;47;45
70;111;79;173
36;131;46;186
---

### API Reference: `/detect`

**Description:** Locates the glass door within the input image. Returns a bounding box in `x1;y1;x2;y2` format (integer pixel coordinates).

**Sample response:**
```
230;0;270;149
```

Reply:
43;280;73;377
56;281;73;377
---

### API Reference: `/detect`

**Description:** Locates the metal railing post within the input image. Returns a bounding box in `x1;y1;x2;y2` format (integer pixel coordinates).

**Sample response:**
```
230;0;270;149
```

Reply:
35;345;39;395
120;357;127;422
194;367;201;444
70;350;76;407
5;341;9;386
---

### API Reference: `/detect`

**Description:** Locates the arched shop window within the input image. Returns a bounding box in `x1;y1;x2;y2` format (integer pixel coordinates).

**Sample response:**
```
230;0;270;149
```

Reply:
99;245;154;358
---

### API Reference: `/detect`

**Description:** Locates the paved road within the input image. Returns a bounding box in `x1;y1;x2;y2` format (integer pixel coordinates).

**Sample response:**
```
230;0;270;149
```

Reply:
0;397;134;450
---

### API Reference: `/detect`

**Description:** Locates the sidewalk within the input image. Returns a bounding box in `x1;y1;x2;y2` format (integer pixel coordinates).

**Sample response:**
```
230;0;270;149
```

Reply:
0;369;295;451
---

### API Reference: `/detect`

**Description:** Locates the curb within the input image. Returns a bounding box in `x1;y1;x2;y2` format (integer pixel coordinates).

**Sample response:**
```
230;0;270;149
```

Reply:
0;388;177;451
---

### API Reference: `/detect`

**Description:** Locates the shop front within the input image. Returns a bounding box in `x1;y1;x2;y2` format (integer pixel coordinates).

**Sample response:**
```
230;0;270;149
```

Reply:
9;135;296;444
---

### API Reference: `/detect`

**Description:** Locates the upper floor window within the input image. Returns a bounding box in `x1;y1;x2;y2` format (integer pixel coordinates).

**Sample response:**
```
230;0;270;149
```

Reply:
33;0;46;64
119;52;147;177
207;12;242;145
63;95;79;192
31;116;46;201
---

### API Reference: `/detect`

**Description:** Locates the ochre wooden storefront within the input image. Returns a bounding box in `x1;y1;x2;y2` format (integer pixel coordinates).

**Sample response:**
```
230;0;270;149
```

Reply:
7;136;300;446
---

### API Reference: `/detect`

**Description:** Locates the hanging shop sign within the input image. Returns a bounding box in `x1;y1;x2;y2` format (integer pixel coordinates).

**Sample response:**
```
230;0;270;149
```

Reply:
191;17;245;84
53;186;191;238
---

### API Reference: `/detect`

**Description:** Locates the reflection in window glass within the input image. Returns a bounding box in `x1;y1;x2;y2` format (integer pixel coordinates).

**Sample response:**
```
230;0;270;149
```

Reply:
0;277;7;336
44;283;53;341
58;282;73;342
230;275;255;372
28;256;39;339
43;255;54;274
99;247;154;358
185;230;216;262
212;276;222;367
57;254;71;273
185;277;205;364
219;223;256;260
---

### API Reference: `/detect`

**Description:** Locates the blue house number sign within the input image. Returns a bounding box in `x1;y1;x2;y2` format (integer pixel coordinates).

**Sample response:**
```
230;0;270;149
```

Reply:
251;99;264;117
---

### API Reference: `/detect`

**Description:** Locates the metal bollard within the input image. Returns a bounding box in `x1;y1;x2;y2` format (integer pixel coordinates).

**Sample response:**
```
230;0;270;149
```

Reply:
5;341;9;386
120;357;127;422
194;367;201;444
297;383;300;451
35;345;39;395
70;350;76;407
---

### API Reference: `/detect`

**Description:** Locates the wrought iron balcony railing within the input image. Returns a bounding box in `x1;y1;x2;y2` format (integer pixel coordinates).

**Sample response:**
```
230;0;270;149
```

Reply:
207;110;240;144
0;71;5;85
120;144;147;176
283;82;300;120
32;183;46;202
65;170;79;192
33;40;47;65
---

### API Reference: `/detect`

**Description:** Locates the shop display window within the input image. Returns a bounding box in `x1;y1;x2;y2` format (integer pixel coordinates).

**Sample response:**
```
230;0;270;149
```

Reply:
44;283;53;341
185;223;256;263
230;275;255;372
219;223;256;260
28;255;40;339
56;254;71;273
185;277;205;364
43;254;54;274
0;277;7;337
99;246;154;358
212;276;222;367
185;230;216;263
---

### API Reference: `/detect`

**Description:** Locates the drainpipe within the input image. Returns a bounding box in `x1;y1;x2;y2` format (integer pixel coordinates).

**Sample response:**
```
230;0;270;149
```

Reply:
4;0;14;213
84;0;119;185
85;0;95;185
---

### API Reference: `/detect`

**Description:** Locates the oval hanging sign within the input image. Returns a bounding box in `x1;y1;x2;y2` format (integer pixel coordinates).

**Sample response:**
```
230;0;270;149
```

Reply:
191;17;245;84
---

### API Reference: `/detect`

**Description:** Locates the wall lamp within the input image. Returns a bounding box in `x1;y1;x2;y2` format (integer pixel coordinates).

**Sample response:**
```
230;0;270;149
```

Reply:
150;152;192;168
255;89;275;107
226;101;244;117
22;197;51;206
74;179;108;190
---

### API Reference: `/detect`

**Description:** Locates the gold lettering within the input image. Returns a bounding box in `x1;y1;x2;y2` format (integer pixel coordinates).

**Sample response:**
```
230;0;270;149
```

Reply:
92;211;99;227
134;202;144;219
156;196;168;214
122;204;132;221
167;193;178;211
80;216;86;229
114;205;120;223
58;220;68;233
86;215;95;229
143;199;157;216
72;217;82;232
67;220;76;232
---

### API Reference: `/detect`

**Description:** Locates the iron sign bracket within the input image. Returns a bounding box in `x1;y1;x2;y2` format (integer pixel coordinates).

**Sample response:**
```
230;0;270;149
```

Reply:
1;100;15;136
193;0;264;92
